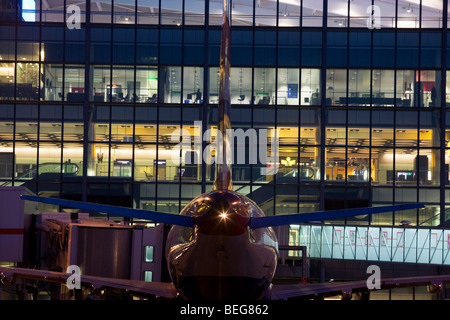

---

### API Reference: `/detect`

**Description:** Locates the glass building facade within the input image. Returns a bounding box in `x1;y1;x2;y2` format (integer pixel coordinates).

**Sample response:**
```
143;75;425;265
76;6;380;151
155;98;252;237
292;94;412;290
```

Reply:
1;0;450;227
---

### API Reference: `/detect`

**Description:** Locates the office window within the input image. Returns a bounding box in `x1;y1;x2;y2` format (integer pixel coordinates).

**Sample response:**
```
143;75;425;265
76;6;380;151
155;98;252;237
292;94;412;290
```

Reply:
348;110;370;147
279;0;300;27
208;67;220;104
17;41;40;62
421;32;442;68
396;110;418;148
90;27;112;64
325;147;346;181
230;67;252;104
419;111;440;148
15;141;37;180
0;63;15;100
255;0;276;26
64;65;85;102
254;68;275;106
63;105;83;141
16;62;39;101
372;148;394;185
372;70;395;107
232;0;253;26
91;66;111;103
0;26;14;61
136;67;158;103
110;66;134;102
134;144;157;181
87;143;109;176
397;0;420;28
397;31;419;68
446;70;450;106
159;29;182;64
91;0;112;23
326;69;346;106
65;1;86;23
113;27;135;64
349;31;371;68
137;0;159;24
42;26;64;62
62;143;83;176
300;109;320;145
113;0;135;24
327;31;347;67
160;66;181;104
185;0;204;25
231;30;253;65
301;69;321;106
136;28;158;64
65;28;86;63
184;29;205;65
302;0;323;27
161;0;182;25
109;144;133;177
373;30;395;68
278;30;300;67
419;70;441;108
183;67;203;104
372;110;394;146
348;69;371;106
42;64;63;101
349;0;371;28
327;0;347;28
41;0;64;22
396;70;417;107
254;30;276;66
370;0;393;28
209;0;223;25
277;68;299;106
302;30;322;66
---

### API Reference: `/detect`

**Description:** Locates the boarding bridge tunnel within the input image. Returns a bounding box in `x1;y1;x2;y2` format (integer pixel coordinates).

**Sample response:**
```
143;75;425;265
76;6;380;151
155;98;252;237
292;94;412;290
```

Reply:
294;224;450;266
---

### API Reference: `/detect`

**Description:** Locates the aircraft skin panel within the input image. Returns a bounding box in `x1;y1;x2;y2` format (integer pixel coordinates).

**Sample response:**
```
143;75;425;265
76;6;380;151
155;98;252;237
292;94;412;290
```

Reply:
167;232;277;299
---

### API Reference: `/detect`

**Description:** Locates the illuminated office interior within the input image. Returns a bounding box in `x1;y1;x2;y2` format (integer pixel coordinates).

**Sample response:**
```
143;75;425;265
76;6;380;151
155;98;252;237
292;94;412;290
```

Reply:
0;0;450;227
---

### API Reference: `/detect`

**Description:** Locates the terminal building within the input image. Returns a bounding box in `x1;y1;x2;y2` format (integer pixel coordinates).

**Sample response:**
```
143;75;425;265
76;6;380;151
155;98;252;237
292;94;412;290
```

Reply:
1;0;450;299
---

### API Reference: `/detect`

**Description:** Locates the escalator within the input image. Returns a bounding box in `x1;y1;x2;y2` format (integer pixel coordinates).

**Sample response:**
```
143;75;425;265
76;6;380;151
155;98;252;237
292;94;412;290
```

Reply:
2;162;80;186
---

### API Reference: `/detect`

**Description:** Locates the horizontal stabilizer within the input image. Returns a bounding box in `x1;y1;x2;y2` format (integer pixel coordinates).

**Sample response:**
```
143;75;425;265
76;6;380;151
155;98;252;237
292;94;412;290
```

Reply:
249;203;424;229
20;194;194;228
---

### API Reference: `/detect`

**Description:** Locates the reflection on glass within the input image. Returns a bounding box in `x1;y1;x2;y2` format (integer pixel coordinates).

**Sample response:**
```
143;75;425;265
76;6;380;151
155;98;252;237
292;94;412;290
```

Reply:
91;0;112;23
278;0;300;27
302;0;323;27
232;0;253;26
136;67;158;103
161;0;182;25
255;0;276;26
397;0;420;28
137;0;159;24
